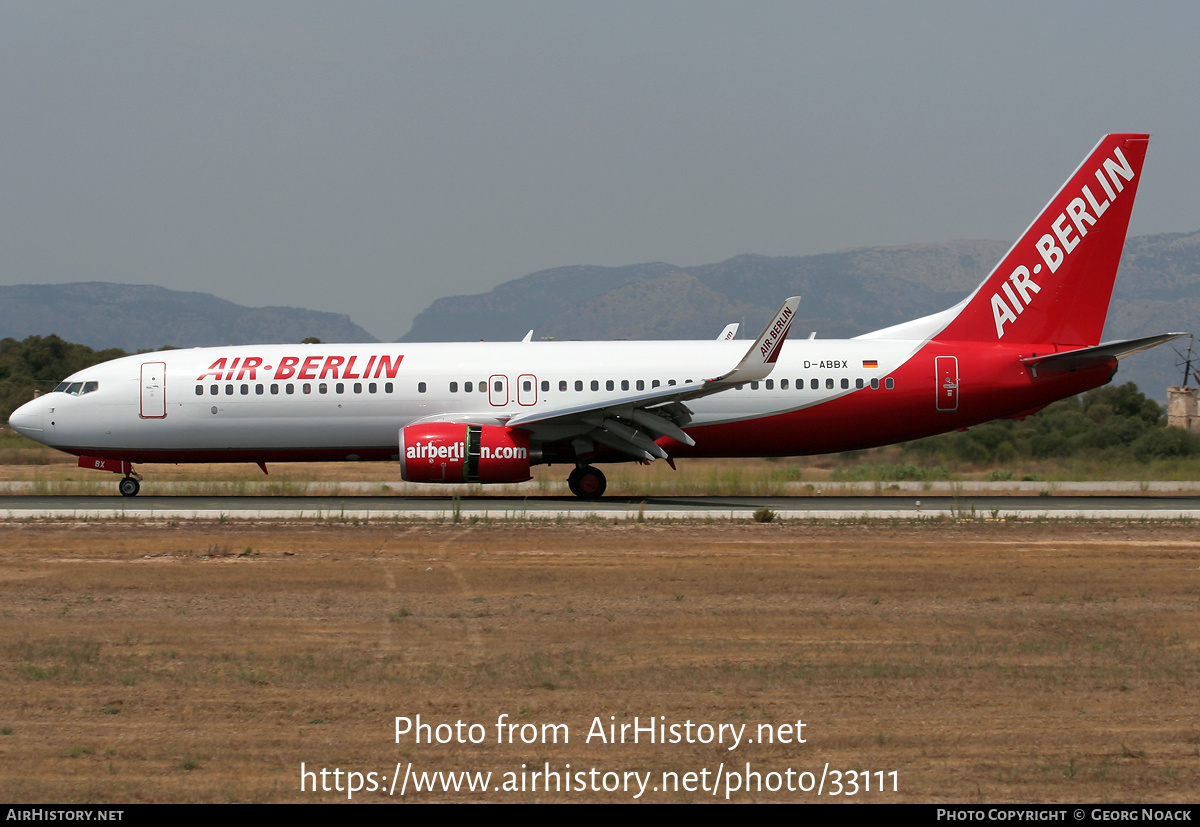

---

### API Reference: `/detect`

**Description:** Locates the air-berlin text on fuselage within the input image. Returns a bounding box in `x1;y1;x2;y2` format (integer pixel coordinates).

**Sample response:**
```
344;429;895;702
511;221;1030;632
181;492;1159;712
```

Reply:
991;145;1136;339
405;441;528;461
195;354;404;382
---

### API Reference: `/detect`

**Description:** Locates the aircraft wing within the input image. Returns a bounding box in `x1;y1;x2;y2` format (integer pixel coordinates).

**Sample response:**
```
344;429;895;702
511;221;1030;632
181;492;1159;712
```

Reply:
502;297;799;461
1020;333;1188;373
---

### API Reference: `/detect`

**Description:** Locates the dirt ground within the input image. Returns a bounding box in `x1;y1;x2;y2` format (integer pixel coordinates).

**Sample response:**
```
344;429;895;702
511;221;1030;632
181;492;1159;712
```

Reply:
0;519;1197;803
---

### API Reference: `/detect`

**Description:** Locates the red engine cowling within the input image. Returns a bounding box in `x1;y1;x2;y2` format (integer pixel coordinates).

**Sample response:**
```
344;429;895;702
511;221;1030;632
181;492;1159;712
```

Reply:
400;423;532;483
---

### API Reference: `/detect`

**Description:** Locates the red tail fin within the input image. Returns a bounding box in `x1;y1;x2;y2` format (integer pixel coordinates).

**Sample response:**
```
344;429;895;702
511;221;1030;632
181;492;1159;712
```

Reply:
938;134;1148;346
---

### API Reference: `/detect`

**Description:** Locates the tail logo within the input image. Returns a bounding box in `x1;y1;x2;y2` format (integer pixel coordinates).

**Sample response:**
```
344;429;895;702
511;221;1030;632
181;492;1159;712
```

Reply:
991;146;1137;339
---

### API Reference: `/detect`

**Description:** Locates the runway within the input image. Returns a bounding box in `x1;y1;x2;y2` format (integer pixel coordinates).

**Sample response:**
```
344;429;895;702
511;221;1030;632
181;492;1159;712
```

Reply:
4;493;1200;520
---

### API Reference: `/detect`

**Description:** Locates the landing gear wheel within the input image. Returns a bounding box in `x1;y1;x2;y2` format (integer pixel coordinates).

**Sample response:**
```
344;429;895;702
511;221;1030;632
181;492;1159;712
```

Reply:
567;465;606;500
118;476;140;497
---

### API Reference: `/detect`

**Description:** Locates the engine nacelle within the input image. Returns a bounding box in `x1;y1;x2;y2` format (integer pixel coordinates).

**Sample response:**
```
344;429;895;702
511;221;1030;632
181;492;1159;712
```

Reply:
400;423;532;484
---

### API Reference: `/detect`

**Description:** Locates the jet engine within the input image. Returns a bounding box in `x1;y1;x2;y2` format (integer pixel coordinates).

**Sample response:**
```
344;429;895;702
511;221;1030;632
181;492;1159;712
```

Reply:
400;423;532;483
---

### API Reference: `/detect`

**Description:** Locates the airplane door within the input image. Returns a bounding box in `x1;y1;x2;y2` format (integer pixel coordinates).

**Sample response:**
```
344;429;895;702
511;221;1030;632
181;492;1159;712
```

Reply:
141;361;167;418
489;374;509;407
517;374;537;406
935;356;959;412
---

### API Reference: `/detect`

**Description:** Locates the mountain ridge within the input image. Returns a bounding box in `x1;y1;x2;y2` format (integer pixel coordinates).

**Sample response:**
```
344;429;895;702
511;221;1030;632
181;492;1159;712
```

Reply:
0;283;378;350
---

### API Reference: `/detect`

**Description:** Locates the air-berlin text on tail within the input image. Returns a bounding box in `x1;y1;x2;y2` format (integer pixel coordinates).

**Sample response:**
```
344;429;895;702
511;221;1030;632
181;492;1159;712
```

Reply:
991;145;1136;339
196;354;404;382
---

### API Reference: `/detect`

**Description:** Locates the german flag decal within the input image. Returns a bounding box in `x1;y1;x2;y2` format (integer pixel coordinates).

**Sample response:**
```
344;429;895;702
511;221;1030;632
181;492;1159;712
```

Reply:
863;359;879;369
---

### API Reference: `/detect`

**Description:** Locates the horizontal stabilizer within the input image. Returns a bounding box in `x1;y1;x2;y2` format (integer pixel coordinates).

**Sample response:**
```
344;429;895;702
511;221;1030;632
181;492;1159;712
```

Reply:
1020;333;1188;372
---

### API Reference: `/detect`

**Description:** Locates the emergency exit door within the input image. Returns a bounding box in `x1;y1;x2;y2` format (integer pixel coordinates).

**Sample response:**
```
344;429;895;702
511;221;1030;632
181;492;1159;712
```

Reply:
935;356;959;412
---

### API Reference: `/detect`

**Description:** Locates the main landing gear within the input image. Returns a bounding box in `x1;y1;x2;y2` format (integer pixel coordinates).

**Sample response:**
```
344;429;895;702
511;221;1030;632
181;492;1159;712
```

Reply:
567;465;606;499
118;472;142;497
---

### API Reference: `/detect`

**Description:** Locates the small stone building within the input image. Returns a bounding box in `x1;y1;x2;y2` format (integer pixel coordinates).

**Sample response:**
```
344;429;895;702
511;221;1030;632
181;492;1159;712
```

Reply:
1167;386;1200;435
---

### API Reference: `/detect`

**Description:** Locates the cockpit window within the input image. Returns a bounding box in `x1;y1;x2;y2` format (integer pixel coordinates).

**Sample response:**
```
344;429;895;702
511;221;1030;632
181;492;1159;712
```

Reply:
52;381;99;396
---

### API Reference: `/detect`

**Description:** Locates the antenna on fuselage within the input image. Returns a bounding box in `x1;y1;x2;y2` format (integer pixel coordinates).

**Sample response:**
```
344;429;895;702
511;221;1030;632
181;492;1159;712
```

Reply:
1172;336;1199;389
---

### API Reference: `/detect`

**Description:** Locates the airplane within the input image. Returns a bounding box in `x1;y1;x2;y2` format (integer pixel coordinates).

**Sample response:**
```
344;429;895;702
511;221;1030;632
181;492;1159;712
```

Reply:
8;133;1185;499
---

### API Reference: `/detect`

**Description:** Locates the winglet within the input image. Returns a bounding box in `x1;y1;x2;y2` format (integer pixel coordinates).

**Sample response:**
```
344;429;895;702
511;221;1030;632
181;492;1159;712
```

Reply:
717;323;739;341
710;296;800;385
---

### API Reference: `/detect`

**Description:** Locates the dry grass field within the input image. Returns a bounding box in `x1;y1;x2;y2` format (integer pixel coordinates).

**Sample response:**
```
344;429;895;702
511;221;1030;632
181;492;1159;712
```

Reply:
0;519;1197;803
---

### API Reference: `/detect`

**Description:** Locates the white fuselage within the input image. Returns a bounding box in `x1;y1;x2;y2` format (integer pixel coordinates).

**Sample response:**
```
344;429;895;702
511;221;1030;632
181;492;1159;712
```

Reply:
10;337;918;461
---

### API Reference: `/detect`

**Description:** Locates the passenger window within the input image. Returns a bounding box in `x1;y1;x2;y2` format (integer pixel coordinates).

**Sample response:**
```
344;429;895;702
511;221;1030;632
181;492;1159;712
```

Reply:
319;383;328;394
210;385;218;395
494;380;502;392
541;380;549;392
464;382;473;393
369;383;377;393
286;384;295;394
668;379;676;386
886;378;895;389
841;378;849;389
559;380;567;392
195;385;203;396
256;384;264;394
810;379;818;390
575;380;584;391
606;380;614;391
765;379;774;390
353;383;362;393
855;378;864;389
621;380;629;391
271;384;280;394
636;379;644;391
335;382;344;393
418;382;427;393
652;380;660;388
449;382;458;393
825;378;834;389
478;381;486;393
385;382;394;393
781;379;789;389
871;378;879;389
303;383;312;394
523;380;532;392
751;381;759;390
225;384;234;395
591;380;599;391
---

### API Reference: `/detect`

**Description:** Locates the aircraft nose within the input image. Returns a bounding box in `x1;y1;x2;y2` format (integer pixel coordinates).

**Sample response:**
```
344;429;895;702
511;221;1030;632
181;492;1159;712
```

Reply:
8;398;45;437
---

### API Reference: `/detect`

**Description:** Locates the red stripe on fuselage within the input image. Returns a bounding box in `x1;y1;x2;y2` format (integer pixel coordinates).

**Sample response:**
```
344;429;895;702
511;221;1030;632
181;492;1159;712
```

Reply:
668;341;1115;457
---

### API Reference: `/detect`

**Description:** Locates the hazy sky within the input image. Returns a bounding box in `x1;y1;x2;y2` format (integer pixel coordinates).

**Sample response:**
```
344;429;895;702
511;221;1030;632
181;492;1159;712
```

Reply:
2;2;1198;341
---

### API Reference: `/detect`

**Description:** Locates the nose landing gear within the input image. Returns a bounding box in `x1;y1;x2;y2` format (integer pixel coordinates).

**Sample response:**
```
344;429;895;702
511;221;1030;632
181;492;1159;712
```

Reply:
76;456;143;497
118;471;143;497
